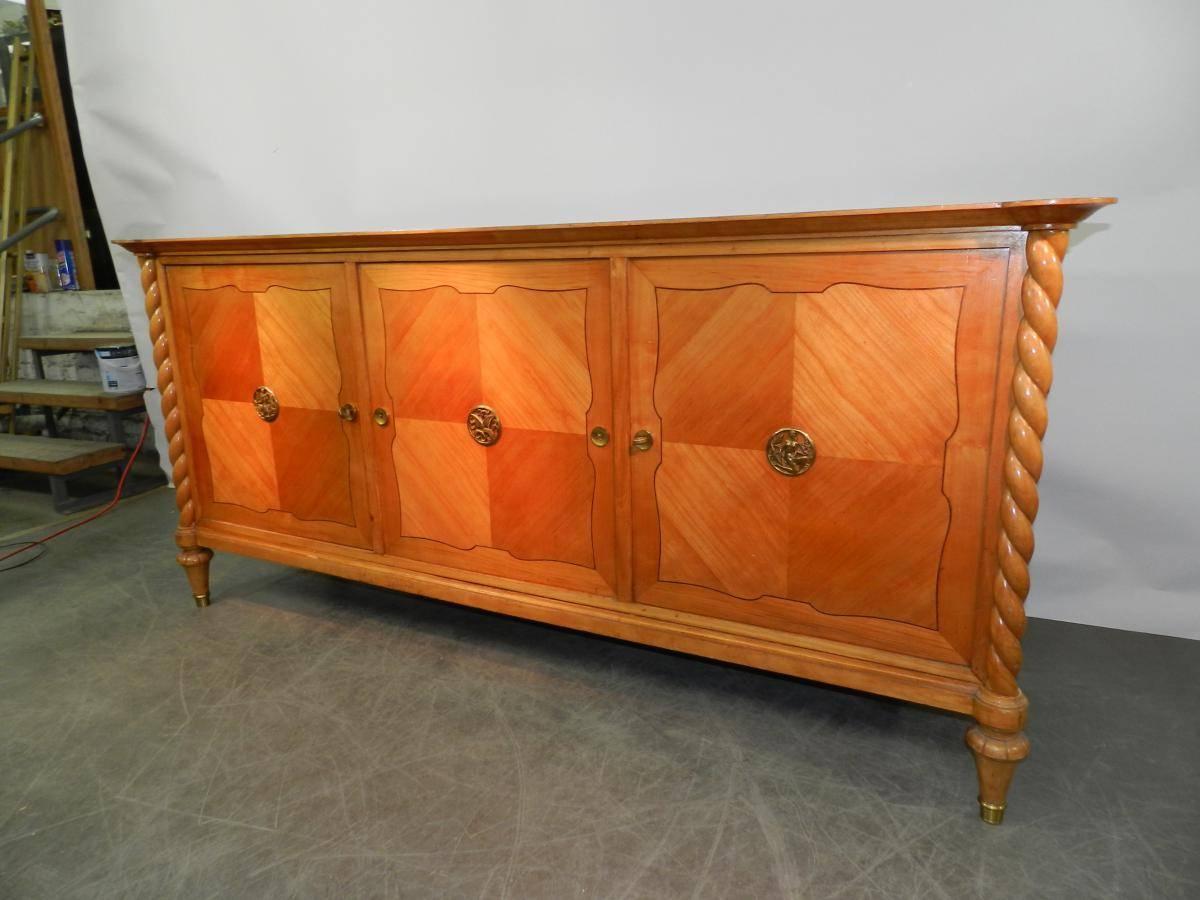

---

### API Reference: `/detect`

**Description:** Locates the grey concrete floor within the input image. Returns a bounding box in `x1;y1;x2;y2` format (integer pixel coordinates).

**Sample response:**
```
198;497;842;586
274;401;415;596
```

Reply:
0;457;165;535
1;488;1197;899
0;473;60;536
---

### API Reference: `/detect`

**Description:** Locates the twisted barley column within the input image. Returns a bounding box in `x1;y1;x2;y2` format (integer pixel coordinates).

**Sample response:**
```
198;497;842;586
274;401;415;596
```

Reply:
966;227;1069;824
140;255;194;532
140;255;211;606
986;229;1069;696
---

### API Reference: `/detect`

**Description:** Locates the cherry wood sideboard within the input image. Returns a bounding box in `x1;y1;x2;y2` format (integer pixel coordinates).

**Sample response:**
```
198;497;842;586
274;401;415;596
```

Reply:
117;197;1114;824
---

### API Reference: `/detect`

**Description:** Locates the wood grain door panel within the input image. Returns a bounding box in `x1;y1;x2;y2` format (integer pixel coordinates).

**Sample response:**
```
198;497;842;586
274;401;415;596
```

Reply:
629;252;1010;664
166;264;374;549
360;261;615;597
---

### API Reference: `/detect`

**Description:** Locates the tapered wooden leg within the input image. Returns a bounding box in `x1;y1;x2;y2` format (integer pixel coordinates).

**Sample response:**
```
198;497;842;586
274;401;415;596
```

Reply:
966;687;1030;824
175;525;213;609
966;688;1029;824
177;545;213;608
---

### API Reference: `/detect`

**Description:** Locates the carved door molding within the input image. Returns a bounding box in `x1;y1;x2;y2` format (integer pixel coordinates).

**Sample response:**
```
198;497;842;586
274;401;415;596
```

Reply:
164;263;376;549
359;260;617;598
626;251;1012;664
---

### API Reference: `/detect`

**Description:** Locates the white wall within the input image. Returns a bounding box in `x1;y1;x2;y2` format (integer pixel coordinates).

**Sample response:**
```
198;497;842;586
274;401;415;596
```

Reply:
59;0;1199;639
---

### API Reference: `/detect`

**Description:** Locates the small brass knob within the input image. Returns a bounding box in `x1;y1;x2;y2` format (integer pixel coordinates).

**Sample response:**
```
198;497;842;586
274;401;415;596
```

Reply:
467;405;501;446
338;403;358;422
373;408;390;427
766;427;815;476
631;429;654;452
252;386;279;423
590;426;610;448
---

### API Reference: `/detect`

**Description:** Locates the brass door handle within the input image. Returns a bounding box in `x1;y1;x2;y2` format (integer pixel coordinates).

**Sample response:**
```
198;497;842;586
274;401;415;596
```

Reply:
338;403;358;422
590;426;610;448
631;429;654;452
373;408;390;427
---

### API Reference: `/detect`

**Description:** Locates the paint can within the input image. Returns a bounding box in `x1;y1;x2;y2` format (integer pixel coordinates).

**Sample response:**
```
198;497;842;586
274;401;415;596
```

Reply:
94;345;146;393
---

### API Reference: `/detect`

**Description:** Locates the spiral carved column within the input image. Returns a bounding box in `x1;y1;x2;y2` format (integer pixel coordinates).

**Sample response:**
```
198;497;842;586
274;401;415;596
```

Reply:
139;255;212;608
965;228;1070;824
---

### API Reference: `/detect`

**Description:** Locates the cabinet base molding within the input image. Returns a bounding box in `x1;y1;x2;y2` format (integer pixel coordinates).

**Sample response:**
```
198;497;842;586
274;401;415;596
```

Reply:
119;198;1115;824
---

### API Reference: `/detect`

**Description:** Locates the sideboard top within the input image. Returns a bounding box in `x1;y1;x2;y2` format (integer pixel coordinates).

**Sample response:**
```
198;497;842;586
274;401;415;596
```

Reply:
115;197;1114;255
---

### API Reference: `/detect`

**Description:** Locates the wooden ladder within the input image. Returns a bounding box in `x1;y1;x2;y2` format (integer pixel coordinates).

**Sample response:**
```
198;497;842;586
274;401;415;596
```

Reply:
0;3;158;512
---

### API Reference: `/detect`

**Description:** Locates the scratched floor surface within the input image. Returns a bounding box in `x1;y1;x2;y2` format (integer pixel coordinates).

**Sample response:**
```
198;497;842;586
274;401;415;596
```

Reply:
1;488;1197;899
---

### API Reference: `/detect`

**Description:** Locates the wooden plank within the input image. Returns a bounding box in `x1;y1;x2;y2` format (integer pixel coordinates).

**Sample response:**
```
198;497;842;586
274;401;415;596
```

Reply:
6;33;39;381
27;0;94;289
0;432;124;474
18;331;134;351
0;38;26;382
0;379;144;410
114;198;1116;256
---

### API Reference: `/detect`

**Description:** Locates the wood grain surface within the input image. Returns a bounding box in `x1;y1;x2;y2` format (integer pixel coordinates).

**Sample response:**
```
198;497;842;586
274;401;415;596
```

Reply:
359;261;615;595
629;251;1011;663
164;264;374;548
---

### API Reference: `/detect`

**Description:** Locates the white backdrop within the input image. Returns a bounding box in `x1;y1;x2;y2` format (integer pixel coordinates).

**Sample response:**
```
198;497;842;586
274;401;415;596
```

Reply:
59;0;1199;639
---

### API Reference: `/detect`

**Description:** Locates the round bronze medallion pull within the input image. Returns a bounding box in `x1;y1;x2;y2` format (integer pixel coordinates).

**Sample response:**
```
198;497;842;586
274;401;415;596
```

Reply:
766;427;816;476
467;405;501;446
338;403;358;422
631;430;654;452
252;386;279;423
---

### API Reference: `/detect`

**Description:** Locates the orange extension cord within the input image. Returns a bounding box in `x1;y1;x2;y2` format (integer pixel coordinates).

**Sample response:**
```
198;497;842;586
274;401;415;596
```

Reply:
0;413;151;569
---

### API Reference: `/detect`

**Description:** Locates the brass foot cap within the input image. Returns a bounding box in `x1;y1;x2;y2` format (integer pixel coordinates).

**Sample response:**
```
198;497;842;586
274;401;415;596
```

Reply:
193;593;211;609
979;800;1006;825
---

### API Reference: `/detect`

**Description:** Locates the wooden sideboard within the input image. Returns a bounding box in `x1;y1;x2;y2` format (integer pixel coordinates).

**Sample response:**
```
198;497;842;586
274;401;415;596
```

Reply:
117;197;1114;824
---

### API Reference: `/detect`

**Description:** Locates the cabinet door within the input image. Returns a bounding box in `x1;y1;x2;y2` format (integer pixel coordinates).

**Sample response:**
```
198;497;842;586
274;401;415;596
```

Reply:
360;261;615;597
628;251;1012;664
167;264;375;549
